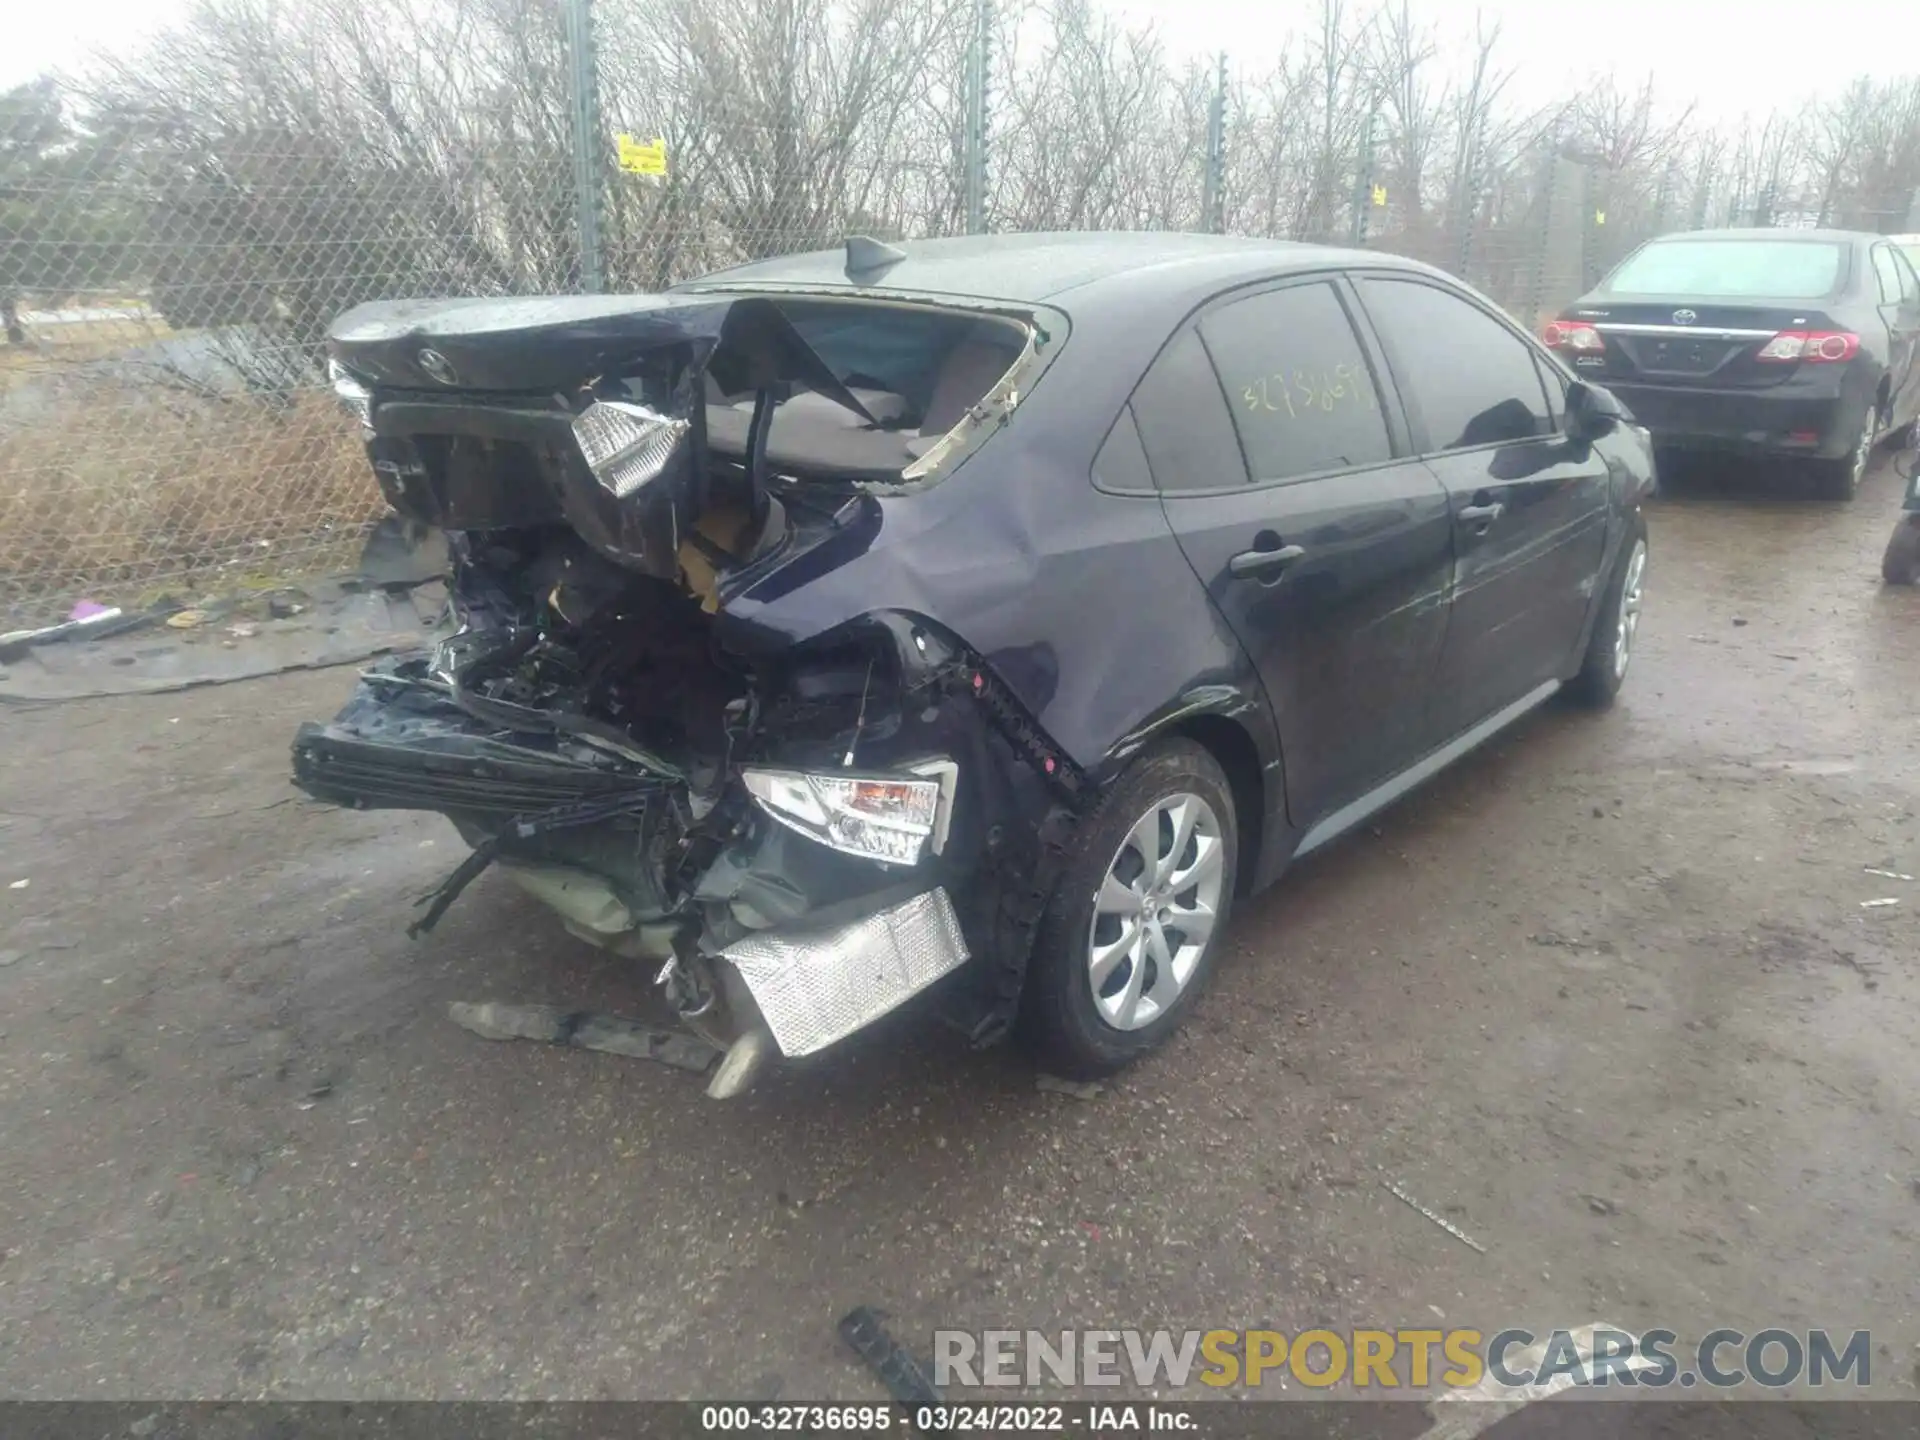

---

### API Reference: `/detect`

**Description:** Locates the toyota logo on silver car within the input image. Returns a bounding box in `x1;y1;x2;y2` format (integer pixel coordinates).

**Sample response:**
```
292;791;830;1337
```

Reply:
417;348;459;385
1672;308;1698;325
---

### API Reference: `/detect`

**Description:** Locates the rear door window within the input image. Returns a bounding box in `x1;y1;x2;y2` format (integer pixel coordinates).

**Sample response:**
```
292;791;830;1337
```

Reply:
1356;277;1552;452
1197;282;1393;483
1092;404;1155;493
1129;328;1248;492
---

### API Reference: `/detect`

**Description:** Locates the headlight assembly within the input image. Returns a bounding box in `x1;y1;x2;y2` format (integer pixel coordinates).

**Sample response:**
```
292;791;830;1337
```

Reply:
743;761;957;866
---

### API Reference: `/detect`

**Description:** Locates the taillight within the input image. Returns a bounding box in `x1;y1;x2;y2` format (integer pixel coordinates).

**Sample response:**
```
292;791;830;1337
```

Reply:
1542;320;1605;353
1755;331;1860;363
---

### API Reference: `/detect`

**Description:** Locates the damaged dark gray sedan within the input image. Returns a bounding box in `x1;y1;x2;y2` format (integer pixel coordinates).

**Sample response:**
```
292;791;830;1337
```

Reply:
295;232;1655;1097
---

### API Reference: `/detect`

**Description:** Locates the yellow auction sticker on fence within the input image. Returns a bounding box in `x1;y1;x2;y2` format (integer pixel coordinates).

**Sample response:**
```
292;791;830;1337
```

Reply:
617;134;668;176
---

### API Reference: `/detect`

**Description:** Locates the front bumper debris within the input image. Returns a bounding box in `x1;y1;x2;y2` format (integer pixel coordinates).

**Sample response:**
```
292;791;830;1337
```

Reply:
720;887;970;1057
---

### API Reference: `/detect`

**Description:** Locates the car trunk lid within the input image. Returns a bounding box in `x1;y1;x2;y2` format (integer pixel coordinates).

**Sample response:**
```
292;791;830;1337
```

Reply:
1561;300;1842;389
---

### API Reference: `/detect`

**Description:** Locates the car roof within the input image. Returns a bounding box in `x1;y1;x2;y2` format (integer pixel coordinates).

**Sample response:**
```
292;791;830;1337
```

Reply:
1634;227;1879;247
678;230;1438;312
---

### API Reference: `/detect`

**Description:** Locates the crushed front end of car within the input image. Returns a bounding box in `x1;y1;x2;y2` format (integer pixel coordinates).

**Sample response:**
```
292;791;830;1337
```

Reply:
294;287;1079;1095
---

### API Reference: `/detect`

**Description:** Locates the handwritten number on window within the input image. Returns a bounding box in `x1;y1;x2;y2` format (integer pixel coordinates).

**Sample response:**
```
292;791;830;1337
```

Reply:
1244;362;1372;419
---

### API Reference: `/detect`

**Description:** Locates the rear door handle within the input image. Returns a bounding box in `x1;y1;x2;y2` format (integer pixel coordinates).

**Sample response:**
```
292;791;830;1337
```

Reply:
1458;501;1505;525
1228;543;1306;579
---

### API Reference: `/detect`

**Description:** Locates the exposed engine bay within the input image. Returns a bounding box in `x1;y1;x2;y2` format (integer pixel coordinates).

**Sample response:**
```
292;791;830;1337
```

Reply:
294;284;1079;1096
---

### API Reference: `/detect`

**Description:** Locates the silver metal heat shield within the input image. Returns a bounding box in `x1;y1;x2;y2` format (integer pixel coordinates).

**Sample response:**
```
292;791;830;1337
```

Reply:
719;888;970;1058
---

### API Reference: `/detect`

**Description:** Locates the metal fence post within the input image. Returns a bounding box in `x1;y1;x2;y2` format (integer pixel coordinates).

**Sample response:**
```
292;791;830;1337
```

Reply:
1349;100;1377;246
1201;54;1227;234
1454;115;1482;280
564;0;605;293
963;0;993;235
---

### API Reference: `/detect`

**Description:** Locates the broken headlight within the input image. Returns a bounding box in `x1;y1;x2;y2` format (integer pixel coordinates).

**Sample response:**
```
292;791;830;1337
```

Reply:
328;359;373;432
742;761;957;866
572;400;690;500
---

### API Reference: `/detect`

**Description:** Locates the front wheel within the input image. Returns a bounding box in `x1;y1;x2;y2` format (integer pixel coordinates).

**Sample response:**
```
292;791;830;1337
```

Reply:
1018;740;1238;1079
1566;515;1648;708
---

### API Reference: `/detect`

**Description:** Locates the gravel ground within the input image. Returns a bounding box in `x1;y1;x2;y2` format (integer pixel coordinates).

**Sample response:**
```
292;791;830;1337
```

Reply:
2;454;1918;1402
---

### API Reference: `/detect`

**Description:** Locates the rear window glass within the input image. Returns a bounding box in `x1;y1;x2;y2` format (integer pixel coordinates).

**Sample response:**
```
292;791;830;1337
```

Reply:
700;299;1027;481
1602;240;1845;299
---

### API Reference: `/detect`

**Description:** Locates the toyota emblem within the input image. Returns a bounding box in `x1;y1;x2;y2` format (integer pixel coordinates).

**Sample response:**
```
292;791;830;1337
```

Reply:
1672;308;1698;325
417;348;459;385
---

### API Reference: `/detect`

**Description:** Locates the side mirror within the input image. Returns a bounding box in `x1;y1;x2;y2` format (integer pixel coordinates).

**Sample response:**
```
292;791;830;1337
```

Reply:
1565;380;1624;440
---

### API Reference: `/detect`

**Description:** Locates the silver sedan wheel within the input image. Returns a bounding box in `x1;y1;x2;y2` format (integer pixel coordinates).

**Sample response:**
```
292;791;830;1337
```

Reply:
1086;793;1225;1031
1614;538;1647;681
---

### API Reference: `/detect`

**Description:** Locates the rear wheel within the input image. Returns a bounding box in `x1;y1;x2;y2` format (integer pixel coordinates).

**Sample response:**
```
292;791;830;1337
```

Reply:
1018;740;1237;1079
1811;408;1878;501
1566;515;1648;708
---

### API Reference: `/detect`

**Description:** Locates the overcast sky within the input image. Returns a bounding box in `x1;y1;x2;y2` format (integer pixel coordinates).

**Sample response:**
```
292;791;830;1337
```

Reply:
6;0;1915;126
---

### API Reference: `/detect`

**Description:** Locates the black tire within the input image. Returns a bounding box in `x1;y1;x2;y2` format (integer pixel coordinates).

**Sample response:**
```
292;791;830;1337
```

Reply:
1811;410;1878;500
1018;739;1239;1080
1566;513;1649;709
1883;517;1920;586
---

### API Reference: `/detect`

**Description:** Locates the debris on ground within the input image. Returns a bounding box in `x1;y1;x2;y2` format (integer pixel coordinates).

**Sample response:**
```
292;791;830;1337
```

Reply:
7;879;28;890
1;580;450;703
837;1306;944;1408
68;600;111;622
1861;898;1900;908
1582;1193;1620;1216
448;1001;719;1073
0;606;128;662
1035;1073;1104;1100
1382;1177;1488;1253
1864;867;1914;882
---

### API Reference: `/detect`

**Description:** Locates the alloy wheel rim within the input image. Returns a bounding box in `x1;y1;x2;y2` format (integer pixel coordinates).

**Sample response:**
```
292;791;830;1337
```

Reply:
1086;792;1224;1031
1614;539;1647;681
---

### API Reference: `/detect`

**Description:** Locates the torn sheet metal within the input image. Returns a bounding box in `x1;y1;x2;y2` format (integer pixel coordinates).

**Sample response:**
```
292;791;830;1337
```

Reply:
721;887;969;1058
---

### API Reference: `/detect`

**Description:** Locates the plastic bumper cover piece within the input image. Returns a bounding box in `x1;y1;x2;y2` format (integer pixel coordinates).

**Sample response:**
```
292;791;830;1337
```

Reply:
720;888;970;1058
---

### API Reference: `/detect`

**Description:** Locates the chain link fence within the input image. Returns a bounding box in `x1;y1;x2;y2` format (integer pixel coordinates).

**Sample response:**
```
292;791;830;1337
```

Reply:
5;0;1917;628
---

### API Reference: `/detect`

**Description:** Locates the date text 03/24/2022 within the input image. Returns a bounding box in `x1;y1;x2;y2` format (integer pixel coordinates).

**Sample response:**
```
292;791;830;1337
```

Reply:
699;1405;1196;1432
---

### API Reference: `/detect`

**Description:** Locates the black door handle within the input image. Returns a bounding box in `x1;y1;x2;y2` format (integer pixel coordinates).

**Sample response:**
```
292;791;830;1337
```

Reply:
1458;501;1505;525
1228;543;1306;579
